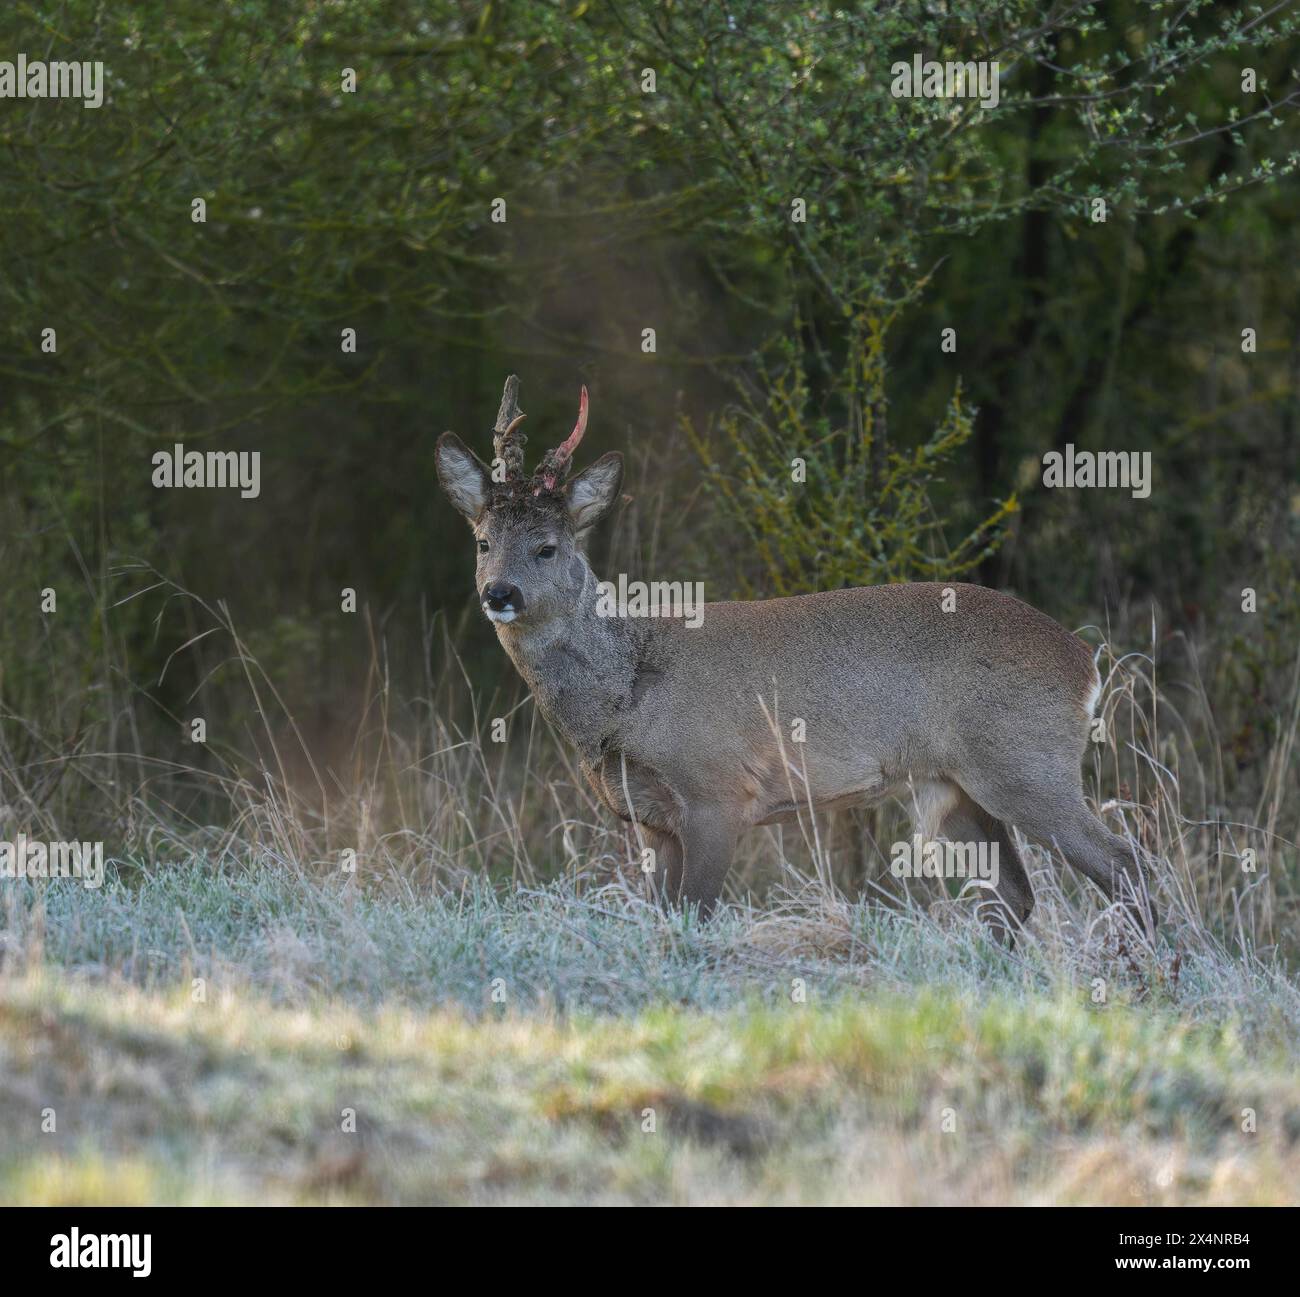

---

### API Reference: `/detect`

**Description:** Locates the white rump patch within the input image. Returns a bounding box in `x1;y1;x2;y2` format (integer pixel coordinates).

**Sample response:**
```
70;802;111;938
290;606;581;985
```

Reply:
1084;670;1102;719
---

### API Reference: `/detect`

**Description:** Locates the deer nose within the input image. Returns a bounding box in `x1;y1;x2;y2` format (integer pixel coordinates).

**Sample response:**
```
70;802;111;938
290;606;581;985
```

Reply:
482;582;523;613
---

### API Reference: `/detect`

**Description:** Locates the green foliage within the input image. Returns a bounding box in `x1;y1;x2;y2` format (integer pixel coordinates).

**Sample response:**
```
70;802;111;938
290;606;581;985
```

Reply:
687;314;1016;595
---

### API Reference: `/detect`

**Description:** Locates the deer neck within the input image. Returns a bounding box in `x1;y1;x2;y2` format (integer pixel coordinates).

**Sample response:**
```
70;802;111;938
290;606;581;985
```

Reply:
495;566;648;760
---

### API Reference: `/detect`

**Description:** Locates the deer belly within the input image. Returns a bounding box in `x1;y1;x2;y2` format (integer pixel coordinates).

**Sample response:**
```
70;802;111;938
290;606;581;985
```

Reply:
749;746;893;825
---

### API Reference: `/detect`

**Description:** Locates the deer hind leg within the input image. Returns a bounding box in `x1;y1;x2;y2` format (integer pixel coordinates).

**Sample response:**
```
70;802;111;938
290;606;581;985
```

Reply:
957;764;1157;936
1041;802;1158;936
942;794;1034;945
911;780;1034;945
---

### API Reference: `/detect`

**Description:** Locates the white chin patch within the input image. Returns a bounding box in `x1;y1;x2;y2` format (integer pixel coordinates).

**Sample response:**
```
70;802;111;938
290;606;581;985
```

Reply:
484;607;517;624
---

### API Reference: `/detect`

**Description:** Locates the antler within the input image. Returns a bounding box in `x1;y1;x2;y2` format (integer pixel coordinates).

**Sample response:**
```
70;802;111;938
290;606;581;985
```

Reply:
534;386;589;492
492;374;527;479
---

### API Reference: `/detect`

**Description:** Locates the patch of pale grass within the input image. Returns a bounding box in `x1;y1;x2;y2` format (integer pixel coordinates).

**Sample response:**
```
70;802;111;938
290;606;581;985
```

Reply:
2;970;1297;1206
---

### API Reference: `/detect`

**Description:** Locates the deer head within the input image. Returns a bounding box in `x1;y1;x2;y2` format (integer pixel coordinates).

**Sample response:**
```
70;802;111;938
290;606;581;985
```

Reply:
435;375;623;627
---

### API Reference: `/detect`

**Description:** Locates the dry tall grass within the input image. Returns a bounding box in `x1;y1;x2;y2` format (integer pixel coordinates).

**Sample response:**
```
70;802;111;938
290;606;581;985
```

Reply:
2;560;1296;1025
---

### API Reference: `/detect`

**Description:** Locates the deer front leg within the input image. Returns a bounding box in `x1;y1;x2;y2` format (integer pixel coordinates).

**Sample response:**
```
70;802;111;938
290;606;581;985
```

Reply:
640;825;684;907
677;806;741;916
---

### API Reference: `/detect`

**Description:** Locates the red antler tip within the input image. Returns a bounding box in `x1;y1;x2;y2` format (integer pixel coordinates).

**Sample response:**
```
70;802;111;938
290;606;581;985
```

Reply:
535;386;590;492
556;386;588;462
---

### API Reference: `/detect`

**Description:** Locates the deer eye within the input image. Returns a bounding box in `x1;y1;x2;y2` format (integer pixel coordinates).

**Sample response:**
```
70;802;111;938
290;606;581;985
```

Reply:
536;544;557;560
477;538;489;553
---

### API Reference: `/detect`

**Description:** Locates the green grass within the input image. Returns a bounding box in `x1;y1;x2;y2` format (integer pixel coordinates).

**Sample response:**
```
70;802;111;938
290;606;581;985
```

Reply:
3;969;1297;1206
2;858;1299;1205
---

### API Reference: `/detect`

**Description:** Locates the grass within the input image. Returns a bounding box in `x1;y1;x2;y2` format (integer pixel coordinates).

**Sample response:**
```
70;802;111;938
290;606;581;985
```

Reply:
1;856;1299;1205
4;956;1299;1206
4;860;1299;1031
0;568;1297;1204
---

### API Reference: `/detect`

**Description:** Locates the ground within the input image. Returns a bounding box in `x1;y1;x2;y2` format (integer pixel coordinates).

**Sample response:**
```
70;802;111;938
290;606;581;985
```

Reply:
1;859;1297;1206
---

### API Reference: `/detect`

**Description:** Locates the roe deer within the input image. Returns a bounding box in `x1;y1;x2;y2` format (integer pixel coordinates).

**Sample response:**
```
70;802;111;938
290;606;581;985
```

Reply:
436;376;1157;941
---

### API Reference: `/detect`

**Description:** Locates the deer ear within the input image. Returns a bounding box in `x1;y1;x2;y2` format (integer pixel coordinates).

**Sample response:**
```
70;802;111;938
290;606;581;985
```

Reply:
565;452;623;539
436;432;492;522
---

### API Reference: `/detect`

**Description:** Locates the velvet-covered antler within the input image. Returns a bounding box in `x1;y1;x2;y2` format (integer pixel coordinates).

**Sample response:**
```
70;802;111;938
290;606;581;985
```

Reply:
492;374;527;480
